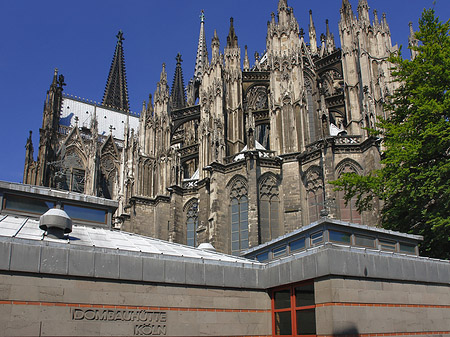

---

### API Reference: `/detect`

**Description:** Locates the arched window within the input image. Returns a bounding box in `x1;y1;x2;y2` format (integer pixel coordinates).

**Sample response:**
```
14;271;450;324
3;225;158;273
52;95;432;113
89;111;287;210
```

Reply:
305;77;316;143
230;178;249;256
185;199;199;247
306;168;324;224
336;161;362;224
259;175;280;243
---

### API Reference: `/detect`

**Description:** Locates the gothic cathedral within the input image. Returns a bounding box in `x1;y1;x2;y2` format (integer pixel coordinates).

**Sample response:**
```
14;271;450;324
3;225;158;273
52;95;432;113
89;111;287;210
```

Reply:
23;0;415;255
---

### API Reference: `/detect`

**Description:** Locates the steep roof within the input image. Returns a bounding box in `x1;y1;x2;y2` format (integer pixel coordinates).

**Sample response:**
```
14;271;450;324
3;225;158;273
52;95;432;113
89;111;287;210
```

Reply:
102;30;130;112
169;53;187;111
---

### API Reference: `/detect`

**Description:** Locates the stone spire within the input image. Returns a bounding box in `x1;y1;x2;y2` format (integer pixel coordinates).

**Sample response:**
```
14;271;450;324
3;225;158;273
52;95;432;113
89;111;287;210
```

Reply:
102;30;130;111
340;0;354;26
325;19;336;54
357;0;370;24
309;10;318;54
373;9;379;26
193;10;208;81
408;22;419;60
211;30;220;62
169;53;187;111
226;17;238;48
243;45;250;71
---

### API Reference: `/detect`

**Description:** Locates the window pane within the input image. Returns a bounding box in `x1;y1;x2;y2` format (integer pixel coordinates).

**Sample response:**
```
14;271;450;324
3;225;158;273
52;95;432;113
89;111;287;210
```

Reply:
329;230;351;244
256;251;269;262
274;290;291;309
355;235;375;248
241;230;248;240
4;194;54;215
289;238;305;252
296;309;316;335
311;231;323;245
231;231;239;241
272;245;287;258
231;241;239;251
379;239;396;251
399;243;416;254
241;238;249;250
295;283;314;307
63;204;106;223
275;311;292;335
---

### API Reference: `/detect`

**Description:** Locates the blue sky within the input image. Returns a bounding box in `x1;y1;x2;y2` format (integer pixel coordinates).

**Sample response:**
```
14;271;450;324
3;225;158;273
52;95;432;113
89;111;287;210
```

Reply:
0;0;448;183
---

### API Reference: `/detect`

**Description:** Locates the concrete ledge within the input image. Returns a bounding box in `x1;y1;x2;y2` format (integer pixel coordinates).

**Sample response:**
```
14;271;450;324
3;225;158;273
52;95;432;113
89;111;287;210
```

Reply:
1;237;449;289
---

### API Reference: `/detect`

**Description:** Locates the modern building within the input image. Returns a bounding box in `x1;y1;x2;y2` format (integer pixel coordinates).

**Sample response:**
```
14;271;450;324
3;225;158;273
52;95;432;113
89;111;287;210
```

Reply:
21;0;423;255
0;181;449;336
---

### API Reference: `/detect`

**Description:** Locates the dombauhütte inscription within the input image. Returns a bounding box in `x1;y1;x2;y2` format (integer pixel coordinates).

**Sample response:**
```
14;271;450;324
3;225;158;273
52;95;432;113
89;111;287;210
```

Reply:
71;308;167;336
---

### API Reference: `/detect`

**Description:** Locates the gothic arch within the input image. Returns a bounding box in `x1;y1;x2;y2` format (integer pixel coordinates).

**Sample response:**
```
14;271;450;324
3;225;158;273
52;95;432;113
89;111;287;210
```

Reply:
335;158;363;177
305;166;324;224
184;198;199;247
228;175;249;255
335;159;363;224
259;173;281;243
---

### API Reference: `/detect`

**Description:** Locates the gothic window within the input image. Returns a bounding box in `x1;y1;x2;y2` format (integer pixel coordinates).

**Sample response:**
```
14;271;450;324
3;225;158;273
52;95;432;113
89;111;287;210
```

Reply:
100;155;117;199
54;148;86;193
259;175;280;243
306;168;324;224
304;77;316;143
336;161;362;224
255;124;270;149
245;86;268;112
230;177;249;255
185;199;199;247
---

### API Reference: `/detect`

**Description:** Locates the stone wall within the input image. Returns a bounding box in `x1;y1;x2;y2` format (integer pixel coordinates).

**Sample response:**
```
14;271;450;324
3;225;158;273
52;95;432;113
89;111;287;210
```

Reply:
0;273;271;337
315;276;450;336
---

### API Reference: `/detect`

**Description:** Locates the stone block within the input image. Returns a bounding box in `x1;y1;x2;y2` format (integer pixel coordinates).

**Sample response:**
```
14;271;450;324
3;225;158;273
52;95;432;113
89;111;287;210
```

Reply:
94;250;119;279
119;253;143;281
185;261;205;285
142;255;165;283
40;245;68;275
240;266;257;288
204;262;224;287
302;254;317;281
0;240;11;270
164;258;186;284
290;258;304;282
223;265;242;288
68;246;95;277
10;242;40;273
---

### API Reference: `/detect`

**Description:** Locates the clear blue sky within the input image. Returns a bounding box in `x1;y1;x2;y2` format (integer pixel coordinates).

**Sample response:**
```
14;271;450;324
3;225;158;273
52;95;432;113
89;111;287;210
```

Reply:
0;0;448;183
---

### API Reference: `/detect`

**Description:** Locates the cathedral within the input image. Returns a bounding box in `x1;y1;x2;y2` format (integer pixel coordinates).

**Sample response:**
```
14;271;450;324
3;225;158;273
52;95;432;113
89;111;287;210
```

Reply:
23;0;413;255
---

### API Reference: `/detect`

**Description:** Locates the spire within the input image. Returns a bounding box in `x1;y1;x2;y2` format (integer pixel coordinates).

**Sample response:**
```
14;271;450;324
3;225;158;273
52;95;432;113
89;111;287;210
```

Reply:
278;0;288;12
373;9;379;26
382;13;389;32
193;10;208;81
340;0;354;26
243;45;250;71
211;30;220;62
357;0;370;23
226;17;238;49
309;10;318;54
102;30;130;111
408;22;419;60
170;53;187;110
325;19;335;54
25;130;34;162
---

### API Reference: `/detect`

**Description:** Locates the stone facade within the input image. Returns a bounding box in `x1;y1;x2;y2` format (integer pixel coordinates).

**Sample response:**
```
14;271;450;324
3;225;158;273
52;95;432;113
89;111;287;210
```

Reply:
23;0;411;255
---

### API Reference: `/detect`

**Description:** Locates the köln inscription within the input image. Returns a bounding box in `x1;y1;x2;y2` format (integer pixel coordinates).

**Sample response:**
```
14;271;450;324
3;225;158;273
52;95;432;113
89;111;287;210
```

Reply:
71;308;167;336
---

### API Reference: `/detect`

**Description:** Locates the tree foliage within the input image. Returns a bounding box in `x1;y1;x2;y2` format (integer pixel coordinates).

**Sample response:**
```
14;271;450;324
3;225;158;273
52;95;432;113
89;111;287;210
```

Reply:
333;9;450;259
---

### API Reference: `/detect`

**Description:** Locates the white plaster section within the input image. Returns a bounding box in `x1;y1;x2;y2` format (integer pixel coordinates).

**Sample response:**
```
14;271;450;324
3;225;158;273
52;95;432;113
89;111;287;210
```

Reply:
60;97;140;140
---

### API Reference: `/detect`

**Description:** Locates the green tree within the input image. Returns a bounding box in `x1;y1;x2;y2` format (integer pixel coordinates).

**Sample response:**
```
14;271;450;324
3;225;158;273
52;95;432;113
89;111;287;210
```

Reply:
333;9;450;259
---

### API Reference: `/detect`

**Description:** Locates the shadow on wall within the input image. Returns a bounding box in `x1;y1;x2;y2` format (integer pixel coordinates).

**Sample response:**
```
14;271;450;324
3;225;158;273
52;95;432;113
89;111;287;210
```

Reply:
333;324;360;337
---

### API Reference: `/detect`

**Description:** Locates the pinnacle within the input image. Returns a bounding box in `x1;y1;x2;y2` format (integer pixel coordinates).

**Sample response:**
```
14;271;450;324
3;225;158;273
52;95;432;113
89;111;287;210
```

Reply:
102;30;130;112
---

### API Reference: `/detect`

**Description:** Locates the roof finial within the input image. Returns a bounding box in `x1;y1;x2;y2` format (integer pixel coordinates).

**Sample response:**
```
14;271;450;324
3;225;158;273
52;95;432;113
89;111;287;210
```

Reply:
200;10;205;23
